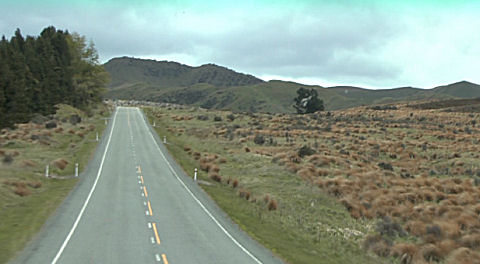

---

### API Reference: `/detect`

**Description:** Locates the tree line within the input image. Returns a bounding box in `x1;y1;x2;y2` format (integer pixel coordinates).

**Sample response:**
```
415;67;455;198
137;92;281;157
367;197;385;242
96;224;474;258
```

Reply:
0;26;109;128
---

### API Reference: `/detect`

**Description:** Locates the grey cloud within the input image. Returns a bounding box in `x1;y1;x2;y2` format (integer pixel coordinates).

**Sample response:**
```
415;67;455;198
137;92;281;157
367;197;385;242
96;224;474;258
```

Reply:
1;4;402;83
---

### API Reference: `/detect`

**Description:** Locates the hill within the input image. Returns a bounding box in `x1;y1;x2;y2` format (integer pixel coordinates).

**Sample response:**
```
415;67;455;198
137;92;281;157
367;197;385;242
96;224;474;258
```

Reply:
104;57;480;113
104;57;263;88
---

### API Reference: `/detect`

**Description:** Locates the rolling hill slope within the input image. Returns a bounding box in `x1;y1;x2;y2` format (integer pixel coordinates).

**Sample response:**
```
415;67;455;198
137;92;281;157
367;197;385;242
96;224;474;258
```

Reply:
104;57;480;113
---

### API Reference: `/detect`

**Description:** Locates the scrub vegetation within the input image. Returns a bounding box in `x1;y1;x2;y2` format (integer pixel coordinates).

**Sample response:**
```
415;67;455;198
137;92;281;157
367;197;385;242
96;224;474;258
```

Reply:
0;104;110;263
144;98;480;264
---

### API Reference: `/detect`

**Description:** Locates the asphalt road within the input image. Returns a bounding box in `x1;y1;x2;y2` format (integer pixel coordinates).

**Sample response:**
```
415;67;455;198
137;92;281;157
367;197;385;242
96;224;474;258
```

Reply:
12;107;283;264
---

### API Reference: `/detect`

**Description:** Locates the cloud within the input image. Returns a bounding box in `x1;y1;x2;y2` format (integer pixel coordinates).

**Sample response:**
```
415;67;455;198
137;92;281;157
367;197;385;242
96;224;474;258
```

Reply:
0;1;479;88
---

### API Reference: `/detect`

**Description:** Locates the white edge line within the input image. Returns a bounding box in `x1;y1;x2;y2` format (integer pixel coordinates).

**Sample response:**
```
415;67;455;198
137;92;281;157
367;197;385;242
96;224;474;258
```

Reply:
138;108;263;264
51;107;119;264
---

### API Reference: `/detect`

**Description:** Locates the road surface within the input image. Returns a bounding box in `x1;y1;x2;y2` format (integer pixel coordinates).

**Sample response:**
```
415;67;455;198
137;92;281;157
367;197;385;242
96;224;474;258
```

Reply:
12;107;283;264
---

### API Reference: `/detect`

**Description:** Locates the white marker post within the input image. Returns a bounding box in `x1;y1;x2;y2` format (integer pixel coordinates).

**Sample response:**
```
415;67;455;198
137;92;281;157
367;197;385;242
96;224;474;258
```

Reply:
163;136;166;144
194;168;197;181
75;163;79;177
96;132;99;141
153;121;156;127
45;165;49;178
105;119;107;125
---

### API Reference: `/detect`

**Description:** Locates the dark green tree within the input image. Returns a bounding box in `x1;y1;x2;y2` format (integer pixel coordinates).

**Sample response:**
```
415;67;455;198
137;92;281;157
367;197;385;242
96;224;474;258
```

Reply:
0;26;108;128
293;87;324;114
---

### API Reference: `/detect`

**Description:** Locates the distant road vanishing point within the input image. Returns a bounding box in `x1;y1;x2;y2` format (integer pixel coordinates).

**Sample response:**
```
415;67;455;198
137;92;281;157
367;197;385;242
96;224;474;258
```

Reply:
12;107;283;264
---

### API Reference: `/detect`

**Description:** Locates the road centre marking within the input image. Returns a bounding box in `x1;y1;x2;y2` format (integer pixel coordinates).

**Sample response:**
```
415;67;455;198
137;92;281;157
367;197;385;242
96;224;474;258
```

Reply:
152;223;161;244
143;186;148;197
155;254;161;262
162;254;169;264
147;201;153;216
51;107;119;264
140;175;144;184
140;109;263;264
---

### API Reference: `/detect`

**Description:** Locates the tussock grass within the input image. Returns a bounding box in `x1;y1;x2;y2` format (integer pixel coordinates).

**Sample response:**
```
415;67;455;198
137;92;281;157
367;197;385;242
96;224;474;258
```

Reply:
0;103;110;263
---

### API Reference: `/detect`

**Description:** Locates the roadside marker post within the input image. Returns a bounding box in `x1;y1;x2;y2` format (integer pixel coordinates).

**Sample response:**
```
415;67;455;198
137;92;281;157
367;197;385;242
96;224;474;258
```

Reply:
45;165;49;178
153;121;156;127
96;132;99;141
75;163;79;177
194;168;197;181
105;119;107;125
163;136;166;144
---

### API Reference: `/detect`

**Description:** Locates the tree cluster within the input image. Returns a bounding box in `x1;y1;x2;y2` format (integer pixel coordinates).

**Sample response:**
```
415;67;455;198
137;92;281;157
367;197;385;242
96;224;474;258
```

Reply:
0;26;109;128
293;87;324;114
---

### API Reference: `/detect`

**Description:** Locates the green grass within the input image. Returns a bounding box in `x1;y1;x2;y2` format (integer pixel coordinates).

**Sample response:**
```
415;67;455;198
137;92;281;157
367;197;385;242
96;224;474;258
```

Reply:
144;106;384;264
0;104;111;264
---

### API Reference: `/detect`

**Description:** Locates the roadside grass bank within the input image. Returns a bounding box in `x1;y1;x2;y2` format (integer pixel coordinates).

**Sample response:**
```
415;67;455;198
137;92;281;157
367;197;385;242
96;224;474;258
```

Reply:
143;106;383;264
0;104;111;263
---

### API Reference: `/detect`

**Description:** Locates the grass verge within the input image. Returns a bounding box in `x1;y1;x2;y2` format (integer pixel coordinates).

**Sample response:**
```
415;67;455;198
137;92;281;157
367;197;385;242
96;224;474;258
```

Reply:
0;104;111;263
143;106;383;264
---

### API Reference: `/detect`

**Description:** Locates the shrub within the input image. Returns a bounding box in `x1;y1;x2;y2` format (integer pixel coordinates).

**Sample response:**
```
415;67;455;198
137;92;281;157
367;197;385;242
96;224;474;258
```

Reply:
53;158;68;170
232;179;239;188
226;114;235;121
390;243;417;263
183;145;191;152
14;185;31;196
45;121;57;129
298;145;316;157
420;244;442;262
69;114;82;125
378;162;394;171
267;199;278;211
2;154;13;164
377;216;407;237
253;134;265;145
197;115;209;121
426;224;443;238
213;116;222;122
209;173;222;183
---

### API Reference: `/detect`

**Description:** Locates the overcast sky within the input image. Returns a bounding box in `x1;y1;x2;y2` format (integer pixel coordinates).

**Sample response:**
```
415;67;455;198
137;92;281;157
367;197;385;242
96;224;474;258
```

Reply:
1;0;479;89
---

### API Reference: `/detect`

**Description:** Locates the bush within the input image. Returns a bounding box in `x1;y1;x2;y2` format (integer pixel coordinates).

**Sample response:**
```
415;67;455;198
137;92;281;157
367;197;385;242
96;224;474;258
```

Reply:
232;179;239;188
209;173;222;183
267;199;278;211
69;114;82;125
376;216;406;237
45;121;57;129
197;115;209;121
253;134;265;145
226;114;235;121
213;116;222;122
298;145;316;157
2;154;13;164
378;162;394;171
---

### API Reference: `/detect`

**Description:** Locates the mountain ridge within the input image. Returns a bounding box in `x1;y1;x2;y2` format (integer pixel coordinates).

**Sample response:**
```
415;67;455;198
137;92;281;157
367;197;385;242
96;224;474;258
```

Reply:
104;57;480;113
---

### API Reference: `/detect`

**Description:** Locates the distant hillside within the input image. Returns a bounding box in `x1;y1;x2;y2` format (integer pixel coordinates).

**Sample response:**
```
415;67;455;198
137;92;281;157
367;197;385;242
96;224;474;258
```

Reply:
104;57;263;88
104;57;480;113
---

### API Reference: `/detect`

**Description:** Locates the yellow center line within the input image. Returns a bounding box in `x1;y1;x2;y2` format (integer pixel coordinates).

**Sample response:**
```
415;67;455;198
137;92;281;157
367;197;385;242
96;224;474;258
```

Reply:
162;254;169;264
152;223;161;245
147;201;153;216
143;186;148;197
140;175;144;184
